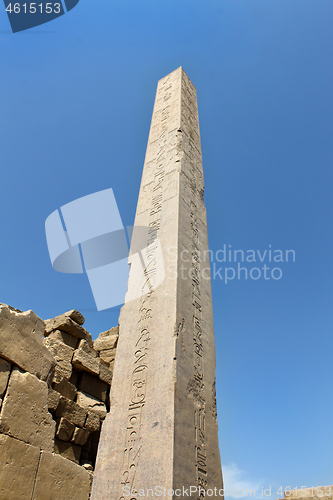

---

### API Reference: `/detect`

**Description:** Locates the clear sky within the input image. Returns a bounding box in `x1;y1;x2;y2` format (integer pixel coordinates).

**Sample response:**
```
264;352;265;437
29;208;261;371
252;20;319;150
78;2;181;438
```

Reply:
0;0;332;494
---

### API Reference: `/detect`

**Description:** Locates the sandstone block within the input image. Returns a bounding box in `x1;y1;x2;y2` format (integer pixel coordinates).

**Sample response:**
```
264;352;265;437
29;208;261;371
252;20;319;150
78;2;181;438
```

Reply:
72;427;89;446
53;363;72;383
78;371;108;402
78;339;97;357
53;378;77;400
72;349;100;376
45;315;92;346
86;469;94;489
77;391;107;419
64;309;85;325
99;347;116;366
44;338;74;365
82;462;93;471
48;387;61;412
44;338;74;383
0;367;55;451
56;417;75;441
0;434;40;500
85;411;101;433
0;304;55;381
56;396;87;427
33;450;90;500
0;357;11;398
47;329;78;349
93;326;119;351
54;439;81;464
99;361;113;385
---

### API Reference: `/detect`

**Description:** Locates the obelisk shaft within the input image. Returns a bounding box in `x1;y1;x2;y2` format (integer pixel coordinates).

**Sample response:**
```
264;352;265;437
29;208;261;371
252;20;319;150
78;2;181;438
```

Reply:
91;67;223;500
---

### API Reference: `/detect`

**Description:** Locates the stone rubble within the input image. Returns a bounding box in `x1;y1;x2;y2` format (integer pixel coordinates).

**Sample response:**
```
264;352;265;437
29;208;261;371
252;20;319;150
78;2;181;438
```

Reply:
0;303;119;500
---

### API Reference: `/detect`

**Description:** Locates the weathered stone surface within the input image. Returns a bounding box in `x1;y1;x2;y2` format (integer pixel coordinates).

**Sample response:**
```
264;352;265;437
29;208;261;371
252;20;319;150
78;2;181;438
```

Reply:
98;361;113;385
91;69;223;499
98;348;116;366
44;338;74;383
0;304;55;381
53;363;72;383
78;371;108;402
77;391;107;419
78;339;97;357
0;357;11;398
85;411;101;433
72;427;89;446
47;329;78;349
56;396;87;427
87;469;94;488
44;338;74;365
33;450;90;500
64;309;85;326
53;378;77;400
48;387;61;412
93;326;119;351
0;434;40;500
45;315;92;345
0;367;55;451
56;417;75;441
5;304;23;313
54;439;81;464
72;349;100;375
82;462;93;471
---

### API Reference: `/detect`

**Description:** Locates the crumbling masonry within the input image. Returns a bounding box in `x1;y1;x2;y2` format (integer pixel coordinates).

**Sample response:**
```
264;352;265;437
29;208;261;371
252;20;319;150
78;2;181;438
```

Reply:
0;303;119;500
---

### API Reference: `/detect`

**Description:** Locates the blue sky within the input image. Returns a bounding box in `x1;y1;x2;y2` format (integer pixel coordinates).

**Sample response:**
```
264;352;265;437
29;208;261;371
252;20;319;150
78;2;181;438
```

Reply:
0;0;332;493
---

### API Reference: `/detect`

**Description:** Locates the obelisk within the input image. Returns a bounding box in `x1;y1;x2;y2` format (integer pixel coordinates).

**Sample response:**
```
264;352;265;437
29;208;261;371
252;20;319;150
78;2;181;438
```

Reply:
91;67;223;499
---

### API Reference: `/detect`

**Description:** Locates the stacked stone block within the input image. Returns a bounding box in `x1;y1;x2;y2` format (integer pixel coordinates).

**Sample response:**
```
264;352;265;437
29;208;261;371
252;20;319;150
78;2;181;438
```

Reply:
44;312;119;470
0;303;119;500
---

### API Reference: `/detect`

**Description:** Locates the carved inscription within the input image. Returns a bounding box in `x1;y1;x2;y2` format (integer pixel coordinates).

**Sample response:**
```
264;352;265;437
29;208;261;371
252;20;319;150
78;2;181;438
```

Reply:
188;159;208;497
119;75;173;499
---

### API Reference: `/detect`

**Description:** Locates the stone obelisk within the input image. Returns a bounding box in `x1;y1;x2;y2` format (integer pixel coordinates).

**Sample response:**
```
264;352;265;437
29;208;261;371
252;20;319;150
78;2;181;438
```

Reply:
91;67;223;499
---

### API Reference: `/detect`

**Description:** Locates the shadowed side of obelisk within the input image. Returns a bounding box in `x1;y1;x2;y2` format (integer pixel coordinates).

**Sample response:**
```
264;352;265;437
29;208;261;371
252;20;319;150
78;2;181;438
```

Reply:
90;68;223;500
173;70;224;498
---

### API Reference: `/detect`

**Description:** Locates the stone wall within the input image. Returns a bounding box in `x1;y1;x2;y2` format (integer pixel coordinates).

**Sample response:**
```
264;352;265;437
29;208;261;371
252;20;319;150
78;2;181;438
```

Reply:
0;303;119;500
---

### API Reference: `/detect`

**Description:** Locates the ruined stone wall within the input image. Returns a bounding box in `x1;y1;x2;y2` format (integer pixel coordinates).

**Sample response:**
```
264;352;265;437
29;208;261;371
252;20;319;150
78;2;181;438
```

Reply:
0;303;118;500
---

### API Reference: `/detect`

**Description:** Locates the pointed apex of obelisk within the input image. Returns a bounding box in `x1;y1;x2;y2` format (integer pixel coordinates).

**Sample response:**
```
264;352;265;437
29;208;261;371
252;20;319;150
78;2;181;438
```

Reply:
158;66;196;90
